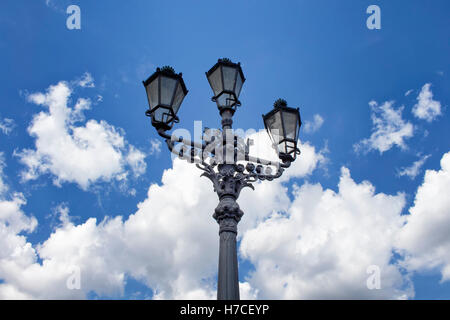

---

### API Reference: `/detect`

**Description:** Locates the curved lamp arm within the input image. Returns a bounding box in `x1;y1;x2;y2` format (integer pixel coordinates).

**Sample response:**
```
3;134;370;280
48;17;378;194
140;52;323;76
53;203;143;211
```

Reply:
157;128;290;172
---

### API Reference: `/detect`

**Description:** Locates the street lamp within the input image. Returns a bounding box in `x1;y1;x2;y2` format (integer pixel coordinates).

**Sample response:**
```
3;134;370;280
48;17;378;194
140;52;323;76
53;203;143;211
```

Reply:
143;59;302;300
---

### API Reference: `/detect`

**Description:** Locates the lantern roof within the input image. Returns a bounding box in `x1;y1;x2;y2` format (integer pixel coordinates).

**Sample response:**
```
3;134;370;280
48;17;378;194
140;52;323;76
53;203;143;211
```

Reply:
143;66;188;96
206;58;246;83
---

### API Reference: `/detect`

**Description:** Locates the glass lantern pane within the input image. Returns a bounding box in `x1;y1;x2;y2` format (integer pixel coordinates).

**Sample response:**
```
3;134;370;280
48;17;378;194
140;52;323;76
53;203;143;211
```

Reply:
265;111;283;143
222;66;237;92
282;110;298;140
172;82;186;115
153;107;172;123
146;78;159;109
216;92;234;107
286;141;296;154
208;67;222;96
160;76;177;106
153;107;164;122
277;141;288;155
235;72;243;98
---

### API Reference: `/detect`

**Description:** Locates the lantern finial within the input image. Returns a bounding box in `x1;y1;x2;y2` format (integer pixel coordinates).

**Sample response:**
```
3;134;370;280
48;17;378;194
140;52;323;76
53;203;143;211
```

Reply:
274;98;287;108
219;57;232;63
160;66;176;74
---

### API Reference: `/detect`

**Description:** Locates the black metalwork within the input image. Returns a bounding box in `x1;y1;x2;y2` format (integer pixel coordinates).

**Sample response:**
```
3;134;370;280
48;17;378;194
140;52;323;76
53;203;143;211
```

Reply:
143;60;301;300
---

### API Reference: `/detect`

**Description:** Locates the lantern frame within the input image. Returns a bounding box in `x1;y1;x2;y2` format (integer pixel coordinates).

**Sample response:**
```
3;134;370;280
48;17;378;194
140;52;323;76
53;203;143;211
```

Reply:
263;100;302;162
143;67;188;131
205;58;246;114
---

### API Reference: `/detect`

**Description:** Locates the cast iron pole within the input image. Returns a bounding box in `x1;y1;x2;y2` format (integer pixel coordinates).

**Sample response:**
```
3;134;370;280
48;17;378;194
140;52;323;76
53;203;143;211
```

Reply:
214;109;241;300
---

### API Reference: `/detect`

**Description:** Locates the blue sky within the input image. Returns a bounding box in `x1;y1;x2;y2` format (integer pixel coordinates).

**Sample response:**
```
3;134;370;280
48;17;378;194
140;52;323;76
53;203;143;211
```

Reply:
0;0;449;299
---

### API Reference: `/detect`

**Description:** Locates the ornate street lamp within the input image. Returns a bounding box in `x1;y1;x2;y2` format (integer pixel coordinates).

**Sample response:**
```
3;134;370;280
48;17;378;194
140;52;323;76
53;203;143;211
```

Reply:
143;59;302;300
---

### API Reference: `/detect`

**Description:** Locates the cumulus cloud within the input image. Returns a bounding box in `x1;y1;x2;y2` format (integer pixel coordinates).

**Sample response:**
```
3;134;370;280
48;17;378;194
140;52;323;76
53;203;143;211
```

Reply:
0;118;15;135
397;155;431;180
412;83;442;122
0;138;416;299
240;167;412;299
0;130;327;299
3;90;445;299
303;114;324;134
0;161;39;299
354;100;414;154
396;151;450;282
16;79;146;190
0;159;219;299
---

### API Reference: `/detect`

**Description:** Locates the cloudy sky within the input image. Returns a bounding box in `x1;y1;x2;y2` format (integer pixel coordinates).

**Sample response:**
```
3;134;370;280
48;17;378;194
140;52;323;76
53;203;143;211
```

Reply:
0;1;449;299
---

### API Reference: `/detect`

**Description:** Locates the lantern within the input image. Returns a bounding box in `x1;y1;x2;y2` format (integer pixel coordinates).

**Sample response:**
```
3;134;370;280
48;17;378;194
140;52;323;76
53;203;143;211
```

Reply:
206;58;245;112
143;66;188;131
263;99;302;162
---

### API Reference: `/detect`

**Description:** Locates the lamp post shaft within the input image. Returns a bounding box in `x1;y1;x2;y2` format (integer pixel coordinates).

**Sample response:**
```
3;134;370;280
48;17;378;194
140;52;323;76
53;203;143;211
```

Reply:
215;109;241;300
217;206;240;300
215;196;242;300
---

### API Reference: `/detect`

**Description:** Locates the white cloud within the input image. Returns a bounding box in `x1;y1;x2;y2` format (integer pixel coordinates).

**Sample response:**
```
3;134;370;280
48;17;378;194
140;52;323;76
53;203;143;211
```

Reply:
77;72;95;88
0;162;39;299
0;139;415;299
240;282;258;299
396;151;450;282
303;114;324;134
4;107;445;300
0;131;327;300
149;138;162;156
354;100;414;154
0;159;218;299
126;146;147;177
240;167;412;299
405;89;413;97
45;0;55;8
16;79;146;190
0;118;15;135
53;203;72;227
412;83;442;122
397;155;431;179
0;153;8;195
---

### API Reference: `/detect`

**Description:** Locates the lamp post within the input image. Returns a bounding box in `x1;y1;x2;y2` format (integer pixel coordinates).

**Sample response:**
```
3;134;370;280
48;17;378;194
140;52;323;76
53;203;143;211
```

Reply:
143;59;302;300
